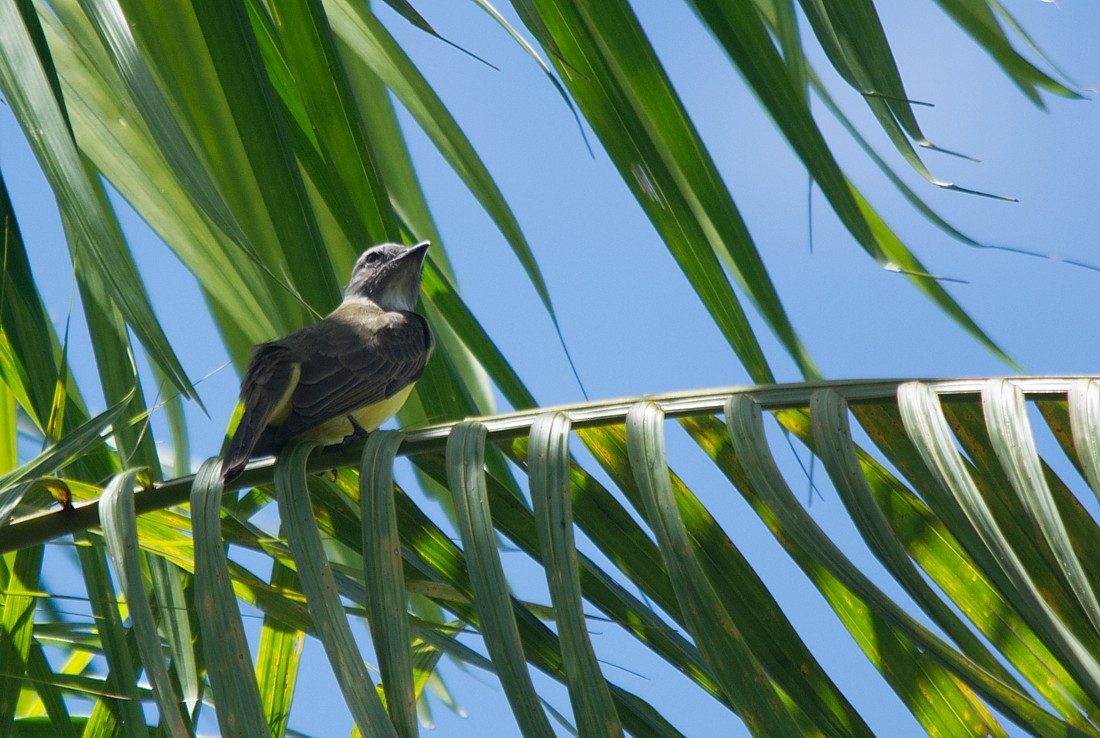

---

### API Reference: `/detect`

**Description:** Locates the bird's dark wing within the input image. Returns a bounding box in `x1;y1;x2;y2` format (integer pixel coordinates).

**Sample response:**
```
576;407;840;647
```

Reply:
221;341;301;480
265;309;432;442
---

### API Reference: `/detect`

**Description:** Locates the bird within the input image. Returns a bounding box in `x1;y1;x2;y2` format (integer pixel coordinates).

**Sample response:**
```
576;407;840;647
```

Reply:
220;241;433;481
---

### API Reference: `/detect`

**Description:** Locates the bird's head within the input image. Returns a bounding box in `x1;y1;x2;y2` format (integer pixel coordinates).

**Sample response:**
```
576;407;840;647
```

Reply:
344;241;430;311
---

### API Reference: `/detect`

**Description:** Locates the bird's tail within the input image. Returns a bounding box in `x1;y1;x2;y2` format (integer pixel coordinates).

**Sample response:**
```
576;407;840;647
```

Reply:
221;451;248;483
221;406;264;481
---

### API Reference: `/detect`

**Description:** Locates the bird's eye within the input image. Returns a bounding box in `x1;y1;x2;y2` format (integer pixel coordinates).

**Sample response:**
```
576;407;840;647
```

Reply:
365;251;382;265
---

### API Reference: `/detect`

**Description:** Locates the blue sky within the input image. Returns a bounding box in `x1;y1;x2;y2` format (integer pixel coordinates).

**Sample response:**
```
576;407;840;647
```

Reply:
3;2;1099;735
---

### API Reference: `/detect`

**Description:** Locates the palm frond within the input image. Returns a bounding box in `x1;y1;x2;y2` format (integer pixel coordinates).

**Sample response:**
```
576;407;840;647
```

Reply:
4;378;1100;734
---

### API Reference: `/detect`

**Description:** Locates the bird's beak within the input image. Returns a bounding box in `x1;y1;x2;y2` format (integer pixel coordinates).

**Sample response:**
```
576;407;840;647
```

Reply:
400;241;430;265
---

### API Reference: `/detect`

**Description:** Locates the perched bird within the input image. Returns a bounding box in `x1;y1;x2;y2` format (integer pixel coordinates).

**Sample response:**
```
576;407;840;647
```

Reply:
221;242;433;480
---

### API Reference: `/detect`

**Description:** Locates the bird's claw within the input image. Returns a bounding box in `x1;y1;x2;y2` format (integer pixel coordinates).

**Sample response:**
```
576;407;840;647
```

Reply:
341;415;371;448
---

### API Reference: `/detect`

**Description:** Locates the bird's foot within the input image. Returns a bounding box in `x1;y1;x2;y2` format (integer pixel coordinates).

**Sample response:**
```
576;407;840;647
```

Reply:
341;415;371;448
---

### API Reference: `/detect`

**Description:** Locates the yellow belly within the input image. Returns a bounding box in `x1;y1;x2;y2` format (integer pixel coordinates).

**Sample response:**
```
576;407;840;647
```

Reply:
296;384;415;445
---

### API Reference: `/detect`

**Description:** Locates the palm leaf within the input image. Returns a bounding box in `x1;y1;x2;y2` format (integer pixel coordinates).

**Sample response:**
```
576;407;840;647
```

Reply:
0;0;1093;735
3;378;1099;734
